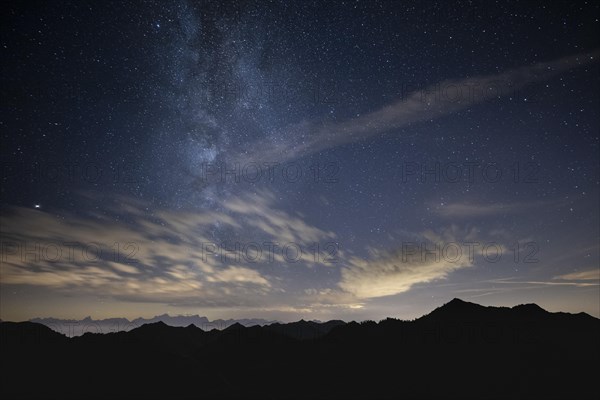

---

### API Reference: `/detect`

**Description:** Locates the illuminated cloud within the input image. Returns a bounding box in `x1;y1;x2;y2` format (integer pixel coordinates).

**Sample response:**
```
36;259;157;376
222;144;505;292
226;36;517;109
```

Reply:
223;190;336;245
208;266;271;286
554;269;600;281
338;228;480;299
0;190;333;307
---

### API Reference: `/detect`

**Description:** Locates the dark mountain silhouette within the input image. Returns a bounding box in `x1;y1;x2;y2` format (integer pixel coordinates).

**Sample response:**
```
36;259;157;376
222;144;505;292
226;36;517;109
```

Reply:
264;319;346;340
29;314;277;336
2;299;598;399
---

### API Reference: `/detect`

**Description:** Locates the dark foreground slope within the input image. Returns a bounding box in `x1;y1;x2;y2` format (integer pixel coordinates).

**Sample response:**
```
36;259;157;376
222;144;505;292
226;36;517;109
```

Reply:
2;299;598;399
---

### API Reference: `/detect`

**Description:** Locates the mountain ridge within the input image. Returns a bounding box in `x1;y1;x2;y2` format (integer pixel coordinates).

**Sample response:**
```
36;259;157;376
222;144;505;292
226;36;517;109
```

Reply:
4;298;597;343
2;299;598;399
29;314;278;336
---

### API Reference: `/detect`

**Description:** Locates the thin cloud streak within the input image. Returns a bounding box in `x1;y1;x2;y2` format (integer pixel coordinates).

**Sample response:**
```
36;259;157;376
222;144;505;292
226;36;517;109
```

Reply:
554;269;600;281
234;50;599;164
491;278;599;288
430;200;555;218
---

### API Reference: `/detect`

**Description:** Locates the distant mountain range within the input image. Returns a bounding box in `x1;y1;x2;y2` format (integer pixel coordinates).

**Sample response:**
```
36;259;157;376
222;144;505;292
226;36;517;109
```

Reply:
2;299;599;399
29;314;278;336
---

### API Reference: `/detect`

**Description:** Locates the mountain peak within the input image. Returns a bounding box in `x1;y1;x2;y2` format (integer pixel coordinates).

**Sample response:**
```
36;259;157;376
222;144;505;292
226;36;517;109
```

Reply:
512;303;547;314
442;298;479;310
136;321;168;330
225;322;246;331
447;298;468;305
419;298;485;322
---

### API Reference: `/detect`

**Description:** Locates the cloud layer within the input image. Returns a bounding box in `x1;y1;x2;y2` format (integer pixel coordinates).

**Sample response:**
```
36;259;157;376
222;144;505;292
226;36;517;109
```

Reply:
0;190;335;308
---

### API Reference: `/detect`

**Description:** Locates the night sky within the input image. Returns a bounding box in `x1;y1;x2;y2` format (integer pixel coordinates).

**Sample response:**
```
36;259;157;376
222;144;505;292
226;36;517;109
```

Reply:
1;0;599;322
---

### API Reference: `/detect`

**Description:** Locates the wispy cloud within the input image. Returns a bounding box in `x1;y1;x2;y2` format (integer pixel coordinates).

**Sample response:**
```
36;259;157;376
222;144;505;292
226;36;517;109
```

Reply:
430;200;555;218
337;227;486;299
207;266;271;286
491;277;599;288
554;269;600;281
0;190;334;307
233;50;599;164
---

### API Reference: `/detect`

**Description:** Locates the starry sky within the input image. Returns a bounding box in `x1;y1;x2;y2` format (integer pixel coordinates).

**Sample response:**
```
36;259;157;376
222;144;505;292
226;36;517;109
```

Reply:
1;0;599;322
